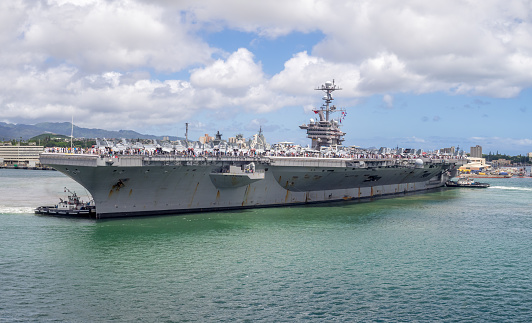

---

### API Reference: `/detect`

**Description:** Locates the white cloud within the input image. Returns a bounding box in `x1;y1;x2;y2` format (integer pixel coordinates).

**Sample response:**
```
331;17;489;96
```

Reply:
190;48;264;92
468;136;532;148
0;65;199;130
408;136;426;143
359;52;427;94
383;94;393;108
270;51;361;97
180;0;324;38
4;0;214;72
183;0;532;98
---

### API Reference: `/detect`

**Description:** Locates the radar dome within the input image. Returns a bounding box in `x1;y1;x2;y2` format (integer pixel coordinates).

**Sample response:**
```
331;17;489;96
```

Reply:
415;159;424;168
325;81;333;88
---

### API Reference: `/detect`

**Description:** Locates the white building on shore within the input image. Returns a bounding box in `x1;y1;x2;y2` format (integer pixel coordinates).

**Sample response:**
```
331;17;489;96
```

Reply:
0;144;44;167
459;157;490;173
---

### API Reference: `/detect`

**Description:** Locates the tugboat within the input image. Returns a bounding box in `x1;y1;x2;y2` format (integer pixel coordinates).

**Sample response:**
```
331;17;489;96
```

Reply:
35;187;96;216
446;176;490;188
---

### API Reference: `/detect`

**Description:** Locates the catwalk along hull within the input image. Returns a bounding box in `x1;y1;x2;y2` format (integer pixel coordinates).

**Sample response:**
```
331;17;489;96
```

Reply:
40;153;462;219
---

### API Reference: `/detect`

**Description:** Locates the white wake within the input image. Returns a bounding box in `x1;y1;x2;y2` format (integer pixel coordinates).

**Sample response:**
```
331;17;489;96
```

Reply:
489;186;532;192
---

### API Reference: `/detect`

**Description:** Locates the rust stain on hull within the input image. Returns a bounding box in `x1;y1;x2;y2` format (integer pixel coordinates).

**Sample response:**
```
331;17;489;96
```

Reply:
215;190;220;205
242;185;251;206
188;182;200;208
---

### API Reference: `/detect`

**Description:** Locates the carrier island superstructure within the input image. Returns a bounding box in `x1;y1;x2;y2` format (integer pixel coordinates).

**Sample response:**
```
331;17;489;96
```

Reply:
40;81;464;218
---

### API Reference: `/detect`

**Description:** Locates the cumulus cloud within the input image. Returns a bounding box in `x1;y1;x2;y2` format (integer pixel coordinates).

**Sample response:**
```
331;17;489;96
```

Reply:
188;0;532;100
190;48;264;92
269;51;361;97
179;0;323;38
359;52;427;94
314;1;532;97
1;68;198;130
2;0;214;72
184;0;532;98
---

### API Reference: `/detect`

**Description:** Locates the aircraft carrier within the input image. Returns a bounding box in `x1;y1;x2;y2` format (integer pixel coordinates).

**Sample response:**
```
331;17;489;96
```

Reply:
40;81;464;218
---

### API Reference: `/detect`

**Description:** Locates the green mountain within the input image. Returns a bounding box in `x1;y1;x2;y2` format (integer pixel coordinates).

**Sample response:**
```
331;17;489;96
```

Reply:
0;122;180;141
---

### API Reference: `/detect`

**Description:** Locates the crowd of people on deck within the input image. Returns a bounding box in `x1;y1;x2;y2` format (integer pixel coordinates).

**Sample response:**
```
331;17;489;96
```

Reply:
44;146;466;160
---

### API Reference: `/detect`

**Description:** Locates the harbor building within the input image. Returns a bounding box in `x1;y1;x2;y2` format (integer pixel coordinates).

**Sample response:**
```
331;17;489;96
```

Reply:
0;144;44;167
492;159;512;167
459;157;490;173
199;134;214;144
440;146;455;155
470;145;482;158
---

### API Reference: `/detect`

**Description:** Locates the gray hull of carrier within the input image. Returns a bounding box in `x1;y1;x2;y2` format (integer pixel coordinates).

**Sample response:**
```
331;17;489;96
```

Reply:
40;154;460;219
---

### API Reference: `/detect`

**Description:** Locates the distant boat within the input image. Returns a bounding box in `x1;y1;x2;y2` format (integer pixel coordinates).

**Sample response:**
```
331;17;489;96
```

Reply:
468;173;512;178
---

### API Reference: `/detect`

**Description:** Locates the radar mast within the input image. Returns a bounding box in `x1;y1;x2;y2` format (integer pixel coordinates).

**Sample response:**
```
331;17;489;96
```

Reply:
299;80;346;150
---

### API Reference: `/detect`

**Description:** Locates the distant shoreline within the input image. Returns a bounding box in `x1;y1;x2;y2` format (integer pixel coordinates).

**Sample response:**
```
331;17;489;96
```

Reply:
0;165;55;171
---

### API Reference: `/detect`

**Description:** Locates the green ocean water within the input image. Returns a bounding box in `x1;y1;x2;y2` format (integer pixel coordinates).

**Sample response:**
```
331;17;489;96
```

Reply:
1;169;531;322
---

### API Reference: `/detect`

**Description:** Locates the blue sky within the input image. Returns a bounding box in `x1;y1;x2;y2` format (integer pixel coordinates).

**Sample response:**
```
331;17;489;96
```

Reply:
1;0;531;155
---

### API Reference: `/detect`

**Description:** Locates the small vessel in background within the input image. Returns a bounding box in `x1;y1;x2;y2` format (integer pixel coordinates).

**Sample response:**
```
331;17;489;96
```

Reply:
446;176;490;188
35;187;95;216
468;173;512;178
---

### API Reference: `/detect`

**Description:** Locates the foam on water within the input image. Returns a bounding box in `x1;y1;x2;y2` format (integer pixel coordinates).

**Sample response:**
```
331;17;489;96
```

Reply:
490;185;532;191
0;206;35;214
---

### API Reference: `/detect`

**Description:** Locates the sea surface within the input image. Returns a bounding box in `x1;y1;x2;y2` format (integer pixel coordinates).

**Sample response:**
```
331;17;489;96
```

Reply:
1;168;531;322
